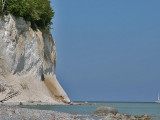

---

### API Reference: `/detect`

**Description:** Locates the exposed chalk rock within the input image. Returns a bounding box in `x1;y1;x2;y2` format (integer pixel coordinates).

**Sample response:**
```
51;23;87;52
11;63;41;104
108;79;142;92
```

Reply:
0;14;70;103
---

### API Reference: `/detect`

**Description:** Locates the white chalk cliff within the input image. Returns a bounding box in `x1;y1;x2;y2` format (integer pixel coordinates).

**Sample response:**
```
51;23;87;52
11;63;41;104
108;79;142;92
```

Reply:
0;14;70;103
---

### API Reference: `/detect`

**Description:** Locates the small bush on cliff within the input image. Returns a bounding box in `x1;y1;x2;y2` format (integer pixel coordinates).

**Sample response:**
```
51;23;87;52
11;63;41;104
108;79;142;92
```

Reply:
0;0;54;30
0;1;2;15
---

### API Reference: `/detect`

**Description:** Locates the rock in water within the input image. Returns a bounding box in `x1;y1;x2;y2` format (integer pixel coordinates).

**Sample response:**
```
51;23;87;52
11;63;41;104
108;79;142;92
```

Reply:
0;14;70;103
93;107;118;116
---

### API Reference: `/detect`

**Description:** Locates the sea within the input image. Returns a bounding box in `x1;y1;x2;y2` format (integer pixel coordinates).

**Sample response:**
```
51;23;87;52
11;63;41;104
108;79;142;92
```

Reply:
21;102;160;120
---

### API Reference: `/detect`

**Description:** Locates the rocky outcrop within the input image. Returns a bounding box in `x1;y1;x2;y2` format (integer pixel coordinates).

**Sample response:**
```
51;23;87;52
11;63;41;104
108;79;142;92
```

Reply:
0;14;70;103
93;107;150;120
93;107;118;116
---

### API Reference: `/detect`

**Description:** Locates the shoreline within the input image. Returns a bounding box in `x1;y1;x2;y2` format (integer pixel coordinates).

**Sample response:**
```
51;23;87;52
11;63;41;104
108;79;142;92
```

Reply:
0;104;77;120
0;102;152;120
0;101;90;106
0;101;67;106
0;104;104;120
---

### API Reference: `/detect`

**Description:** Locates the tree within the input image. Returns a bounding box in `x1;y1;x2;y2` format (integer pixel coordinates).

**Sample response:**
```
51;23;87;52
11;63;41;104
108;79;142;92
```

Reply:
0;0;2;13
1;0;6;12
1;0;54;30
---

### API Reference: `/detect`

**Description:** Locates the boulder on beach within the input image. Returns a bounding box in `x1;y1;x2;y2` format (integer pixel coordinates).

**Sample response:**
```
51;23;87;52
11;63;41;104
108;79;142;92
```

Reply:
93;107;118;116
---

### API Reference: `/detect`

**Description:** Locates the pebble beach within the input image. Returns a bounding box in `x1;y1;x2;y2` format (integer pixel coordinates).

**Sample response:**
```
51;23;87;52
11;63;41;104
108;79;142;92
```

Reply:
0;104;151;120
0;105;77;120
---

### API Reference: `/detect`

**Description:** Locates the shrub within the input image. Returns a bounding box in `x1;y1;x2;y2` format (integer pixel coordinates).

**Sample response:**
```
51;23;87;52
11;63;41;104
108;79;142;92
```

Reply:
1;0;54;30
0;1;2;15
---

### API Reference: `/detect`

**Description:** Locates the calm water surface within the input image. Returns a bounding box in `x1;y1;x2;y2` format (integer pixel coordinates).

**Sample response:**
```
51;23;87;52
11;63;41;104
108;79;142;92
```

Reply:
21;102;160;120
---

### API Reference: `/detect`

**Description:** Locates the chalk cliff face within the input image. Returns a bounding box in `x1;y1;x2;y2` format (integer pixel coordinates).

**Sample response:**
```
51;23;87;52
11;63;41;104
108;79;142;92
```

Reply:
0;14;70;103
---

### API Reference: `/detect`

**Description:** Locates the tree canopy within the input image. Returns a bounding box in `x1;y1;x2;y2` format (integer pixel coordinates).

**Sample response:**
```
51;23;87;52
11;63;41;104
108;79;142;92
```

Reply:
0;0;54;30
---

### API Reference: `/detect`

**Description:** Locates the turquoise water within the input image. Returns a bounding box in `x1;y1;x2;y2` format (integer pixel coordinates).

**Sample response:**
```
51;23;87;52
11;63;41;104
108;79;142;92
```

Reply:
22;102;160;120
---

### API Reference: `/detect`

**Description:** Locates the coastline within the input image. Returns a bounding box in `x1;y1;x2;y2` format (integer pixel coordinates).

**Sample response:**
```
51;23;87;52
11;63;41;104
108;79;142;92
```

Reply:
0;104;77;120
0;104;104;120
0;101;67;106
0;102;152;120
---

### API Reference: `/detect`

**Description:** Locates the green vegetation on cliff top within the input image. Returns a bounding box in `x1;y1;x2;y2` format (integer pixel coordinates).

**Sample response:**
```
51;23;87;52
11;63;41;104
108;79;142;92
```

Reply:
0;0;54;30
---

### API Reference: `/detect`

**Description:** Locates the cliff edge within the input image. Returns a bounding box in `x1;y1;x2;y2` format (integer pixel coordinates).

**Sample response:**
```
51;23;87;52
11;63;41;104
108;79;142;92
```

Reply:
0;14;70;103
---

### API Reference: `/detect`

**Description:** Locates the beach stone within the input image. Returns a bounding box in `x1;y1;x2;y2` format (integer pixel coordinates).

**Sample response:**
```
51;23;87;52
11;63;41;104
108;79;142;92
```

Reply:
34;112;40;117
0;110;7;115
130;115;136;119
30;116;37;120
81;118;94;120
8;111;13;116
23;111;27;115
121;114;128;119
15;109;19;114
103;116;116;120
107;113;115;117
48;118;55;120
59;117;65;120
135;115;140;118
104;113;115;119
93;107;118;116
141;114;148;118
115;113;121;118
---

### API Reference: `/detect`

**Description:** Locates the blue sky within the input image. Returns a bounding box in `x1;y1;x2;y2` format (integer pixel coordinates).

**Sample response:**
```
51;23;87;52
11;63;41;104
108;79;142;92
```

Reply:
51;0;160;102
